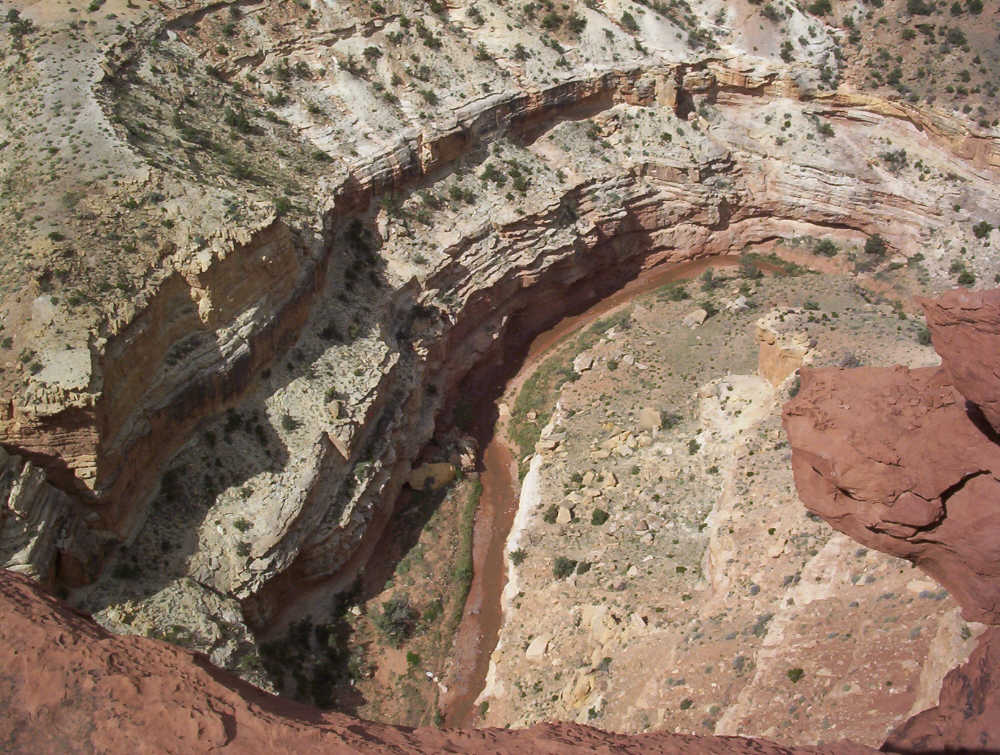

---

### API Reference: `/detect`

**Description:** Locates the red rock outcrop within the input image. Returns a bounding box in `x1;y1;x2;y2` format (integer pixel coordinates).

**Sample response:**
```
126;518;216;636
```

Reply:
784;287;1000;750
885;627;1000;752
0;570;867;754
922;287;1000;435
783;364;1000;623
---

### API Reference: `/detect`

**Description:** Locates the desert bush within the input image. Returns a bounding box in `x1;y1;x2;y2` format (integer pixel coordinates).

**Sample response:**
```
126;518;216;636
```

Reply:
373;594;418;646
814;239;837;256
864;234;887;256
553;556;577;579
906;0;934;15
973;220;993;239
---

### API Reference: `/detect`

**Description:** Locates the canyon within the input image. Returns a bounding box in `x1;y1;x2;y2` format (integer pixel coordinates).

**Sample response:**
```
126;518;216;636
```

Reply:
0;0;999;751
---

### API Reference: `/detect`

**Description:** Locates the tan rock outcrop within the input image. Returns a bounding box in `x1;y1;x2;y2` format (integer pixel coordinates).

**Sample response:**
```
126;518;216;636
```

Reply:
756;310;813;387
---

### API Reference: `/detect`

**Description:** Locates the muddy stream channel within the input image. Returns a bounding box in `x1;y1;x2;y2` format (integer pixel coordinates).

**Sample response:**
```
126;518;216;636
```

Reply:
441;255;749;726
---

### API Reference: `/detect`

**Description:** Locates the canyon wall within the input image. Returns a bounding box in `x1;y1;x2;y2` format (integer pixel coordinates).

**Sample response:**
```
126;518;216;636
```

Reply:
4;286;1000;751
5;54;994;619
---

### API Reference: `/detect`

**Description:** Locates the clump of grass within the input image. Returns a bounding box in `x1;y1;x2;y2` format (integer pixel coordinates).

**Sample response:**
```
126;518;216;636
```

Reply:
444;480;481;635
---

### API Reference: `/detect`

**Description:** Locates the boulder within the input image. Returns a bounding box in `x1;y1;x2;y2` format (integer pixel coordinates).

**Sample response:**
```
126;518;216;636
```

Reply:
756;310;811;386
407;462;456;491
921;288;1000;433
525;633;551;659
572;353;594;373
682;308;708;328
638;407;661;431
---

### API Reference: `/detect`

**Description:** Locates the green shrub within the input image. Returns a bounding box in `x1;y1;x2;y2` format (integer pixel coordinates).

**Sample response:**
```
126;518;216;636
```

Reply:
591;508;609;525
787;667;805;683
916;327;932;345
880;149;908;173
553;556;577;579
814;239;837;257
373;594;418;646
739;256;763;279
661;410;682;429
906;0;934;15
234;517;252;532
864;234;887;256
973;221;994;239
700;268;721;291
542;504;559;524
509;548;527;565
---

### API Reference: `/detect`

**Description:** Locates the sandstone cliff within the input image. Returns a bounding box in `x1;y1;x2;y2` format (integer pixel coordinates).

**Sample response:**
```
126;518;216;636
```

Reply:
0;0;998;736
3;2;998;631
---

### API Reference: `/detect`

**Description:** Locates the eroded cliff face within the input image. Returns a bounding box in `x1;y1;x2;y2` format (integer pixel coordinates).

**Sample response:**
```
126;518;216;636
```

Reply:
0;0;998;743
783;288;1000;749
8;59;998;616
783;325;1000;623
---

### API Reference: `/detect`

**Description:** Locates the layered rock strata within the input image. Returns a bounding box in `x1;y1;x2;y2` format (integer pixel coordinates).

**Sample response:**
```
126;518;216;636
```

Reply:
1;0;998;698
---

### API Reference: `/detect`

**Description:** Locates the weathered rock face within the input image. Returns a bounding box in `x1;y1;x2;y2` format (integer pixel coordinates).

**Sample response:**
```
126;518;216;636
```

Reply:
784;363;1000;623
885;627;1000;753
0;447;103;584
0;569;872;755
755;309;813;387
784;365;1000;624
783;288;1000;750
921;288;1000;435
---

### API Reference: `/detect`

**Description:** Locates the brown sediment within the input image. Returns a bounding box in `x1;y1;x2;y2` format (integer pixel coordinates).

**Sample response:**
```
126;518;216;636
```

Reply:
442;255;751;727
